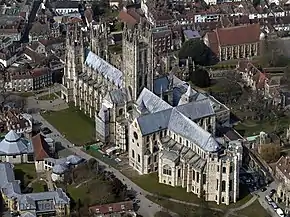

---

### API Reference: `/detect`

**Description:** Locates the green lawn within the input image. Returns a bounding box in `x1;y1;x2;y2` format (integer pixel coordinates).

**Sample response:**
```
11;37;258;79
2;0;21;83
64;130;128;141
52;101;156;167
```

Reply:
234;117;290;137
17;92;35;97
42;106;95;145
14;164;37;188
37;94;57;101
85;149;119;168
147;195;224;217
67;178;116;205
128;172;252;210
236;200;270;217
130;173;201;203
31;180;47;193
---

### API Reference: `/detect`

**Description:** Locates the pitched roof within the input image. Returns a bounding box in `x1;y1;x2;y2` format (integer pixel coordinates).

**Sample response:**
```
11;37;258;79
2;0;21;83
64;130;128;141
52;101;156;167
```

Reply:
0;130;33;155
118;10;138;25
31;134;51;161
85;50;123;87
215;24;260;46
89;201;134;215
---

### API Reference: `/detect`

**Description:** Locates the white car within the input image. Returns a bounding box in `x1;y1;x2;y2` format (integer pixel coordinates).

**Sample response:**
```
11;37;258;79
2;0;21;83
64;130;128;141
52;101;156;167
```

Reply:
265;195;273;203
276;208;284;217
270;202;278;209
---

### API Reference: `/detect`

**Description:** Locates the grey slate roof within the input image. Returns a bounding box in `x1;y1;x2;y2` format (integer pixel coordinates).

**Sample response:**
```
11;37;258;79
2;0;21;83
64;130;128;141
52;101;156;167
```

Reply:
137;107;219;152
0;162;21;199
85;51;123;87
0;162;70;214
45;154;84;174
52;164;68;174
160;137;207;169
0;130;33;155
176;98;215;121
136;88;218;152
107;88;132;105
137;88;172;114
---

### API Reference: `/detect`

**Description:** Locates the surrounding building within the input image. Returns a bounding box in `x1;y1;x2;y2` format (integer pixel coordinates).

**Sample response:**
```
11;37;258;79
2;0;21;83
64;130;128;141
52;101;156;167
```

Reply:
43;155;84;182
0;162;70;217
0;130;34;163
203;24;261;61
275;156;290;207
5;67;53;91
89;201;136;217
32;133;55;172
0;110;32;137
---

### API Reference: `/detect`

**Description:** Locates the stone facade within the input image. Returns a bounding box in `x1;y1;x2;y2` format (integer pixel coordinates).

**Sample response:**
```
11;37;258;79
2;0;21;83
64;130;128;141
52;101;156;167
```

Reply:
62;17;241;205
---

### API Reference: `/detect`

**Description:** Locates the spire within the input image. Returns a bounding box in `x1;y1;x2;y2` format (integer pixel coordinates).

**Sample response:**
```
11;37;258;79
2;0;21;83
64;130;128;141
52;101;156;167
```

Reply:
185;84;194;97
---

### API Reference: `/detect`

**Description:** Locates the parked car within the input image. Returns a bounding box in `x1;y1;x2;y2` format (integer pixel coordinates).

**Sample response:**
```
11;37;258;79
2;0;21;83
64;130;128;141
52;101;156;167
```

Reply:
261;187;267;192
270;189;276;197
41;127;52;134
276;208;284;217
265;195;273;204
271;202;278;210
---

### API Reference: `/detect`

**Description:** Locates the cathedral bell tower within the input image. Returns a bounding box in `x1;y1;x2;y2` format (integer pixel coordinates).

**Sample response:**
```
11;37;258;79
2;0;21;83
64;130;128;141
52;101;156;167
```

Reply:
61;23;84;103
122;22;154;100
90;21;108;61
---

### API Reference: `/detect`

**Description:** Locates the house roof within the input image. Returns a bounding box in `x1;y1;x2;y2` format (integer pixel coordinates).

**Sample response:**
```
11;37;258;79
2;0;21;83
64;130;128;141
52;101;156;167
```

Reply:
119;10;138;25
0;130;33;155
215;24;260;46
89;201;134;215
276;156;290;181
32;134;51;161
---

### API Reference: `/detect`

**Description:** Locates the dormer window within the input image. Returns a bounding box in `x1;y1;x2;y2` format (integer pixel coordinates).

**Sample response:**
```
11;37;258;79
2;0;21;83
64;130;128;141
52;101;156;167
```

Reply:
121;205;125;209
109;207;113;212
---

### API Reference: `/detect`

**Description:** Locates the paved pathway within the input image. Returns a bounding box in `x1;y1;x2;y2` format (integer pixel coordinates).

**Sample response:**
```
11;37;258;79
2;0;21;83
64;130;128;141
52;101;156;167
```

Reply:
33;113;169;217
224;196;257;217
33;113;273;217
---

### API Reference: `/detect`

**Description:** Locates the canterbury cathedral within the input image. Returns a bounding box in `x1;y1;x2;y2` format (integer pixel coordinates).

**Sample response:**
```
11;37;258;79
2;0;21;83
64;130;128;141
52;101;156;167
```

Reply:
61;15;243;205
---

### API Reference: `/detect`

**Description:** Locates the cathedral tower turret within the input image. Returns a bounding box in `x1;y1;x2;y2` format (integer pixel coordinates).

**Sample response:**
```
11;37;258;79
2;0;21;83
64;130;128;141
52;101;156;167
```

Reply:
122;23;153;100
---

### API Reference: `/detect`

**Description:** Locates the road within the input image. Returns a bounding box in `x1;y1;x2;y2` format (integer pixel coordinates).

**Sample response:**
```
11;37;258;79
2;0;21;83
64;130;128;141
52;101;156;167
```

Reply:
256;181;279;217
32;113;170;217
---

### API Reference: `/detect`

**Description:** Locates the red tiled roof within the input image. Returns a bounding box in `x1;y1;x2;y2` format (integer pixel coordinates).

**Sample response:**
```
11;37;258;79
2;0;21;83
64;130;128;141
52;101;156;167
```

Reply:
89;201;134;215
206;31;219;56
215;24;260;46
119;10;137;25
32;133;51;161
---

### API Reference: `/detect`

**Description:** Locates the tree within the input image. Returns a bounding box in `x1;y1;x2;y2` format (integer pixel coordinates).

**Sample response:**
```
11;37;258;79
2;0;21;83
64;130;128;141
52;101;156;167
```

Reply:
178;39;215;66
190;67;210;88
259;144;281;163
87;158;99;172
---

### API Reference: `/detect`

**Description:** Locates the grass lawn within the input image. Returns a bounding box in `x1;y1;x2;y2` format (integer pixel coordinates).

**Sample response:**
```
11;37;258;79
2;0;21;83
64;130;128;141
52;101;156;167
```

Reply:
31;180;47;193
236;200;270;217
234;117;290;137
147;195;224;217
14;164;37;188
128;173;252;210
85;149;119;168
37;94;57;101
128;173;199;202
203;78;242;93
43;106;95;145
17;92;35;97
67;178;116;205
